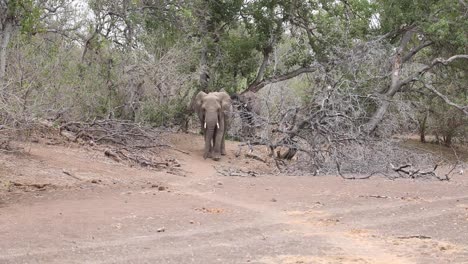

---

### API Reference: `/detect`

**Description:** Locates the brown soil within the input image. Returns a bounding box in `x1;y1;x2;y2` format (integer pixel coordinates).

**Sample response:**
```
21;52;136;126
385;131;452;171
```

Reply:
0;133;467;263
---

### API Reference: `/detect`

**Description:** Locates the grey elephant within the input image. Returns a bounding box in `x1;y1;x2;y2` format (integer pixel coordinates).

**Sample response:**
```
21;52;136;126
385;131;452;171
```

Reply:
194;90;232;160
231;91;261;138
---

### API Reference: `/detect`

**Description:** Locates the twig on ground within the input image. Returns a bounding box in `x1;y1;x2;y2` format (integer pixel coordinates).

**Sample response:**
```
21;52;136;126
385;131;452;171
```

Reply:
397;235;432;240
390;163;446;181
214;165;259;177
245;153;267;163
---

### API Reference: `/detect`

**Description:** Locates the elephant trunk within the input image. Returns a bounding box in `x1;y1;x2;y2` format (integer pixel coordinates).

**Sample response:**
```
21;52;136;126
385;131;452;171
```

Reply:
203;111;219;159
204;112;219;129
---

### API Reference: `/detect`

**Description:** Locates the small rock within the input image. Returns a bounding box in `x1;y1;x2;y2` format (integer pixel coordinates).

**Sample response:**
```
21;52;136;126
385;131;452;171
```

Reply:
157;227;165;233
158;186;166;191
91;179;98;184
173;159;181;167
217;181;223;186
271;198;277;202
151;184;159;188
61;130;76;141
189;220;194;224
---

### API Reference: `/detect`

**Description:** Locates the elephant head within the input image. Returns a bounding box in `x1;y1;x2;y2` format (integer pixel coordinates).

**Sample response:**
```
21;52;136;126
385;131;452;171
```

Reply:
194;91;232;160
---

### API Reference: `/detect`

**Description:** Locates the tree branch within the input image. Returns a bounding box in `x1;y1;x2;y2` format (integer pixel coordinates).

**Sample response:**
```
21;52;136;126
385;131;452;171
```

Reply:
243;66;318;94
402;41;434;63
254;45;273;84
424;83;468;115
400;55;468;87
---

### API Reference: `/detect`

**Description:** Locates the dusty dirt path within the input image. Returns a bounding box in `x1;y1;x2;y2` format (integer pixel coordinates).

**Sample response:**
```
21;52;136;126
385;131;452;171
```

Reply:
1;133;468;263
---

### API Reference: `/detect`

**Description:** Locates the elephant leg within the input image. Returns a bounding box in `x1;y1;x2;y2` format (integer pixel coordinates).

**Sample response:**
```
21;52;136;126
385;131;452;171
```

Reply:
221;112;230;155
210;132;215;157
221;138;226;155
212;125;224;161
221;124;227;155
203;131;213;159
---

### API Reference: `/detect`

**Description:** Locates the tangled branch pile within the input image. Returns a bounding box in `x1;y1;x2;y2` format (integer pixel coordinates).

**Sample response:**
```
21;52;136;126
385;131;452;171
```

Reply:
228;41;461;180
60;120;181;170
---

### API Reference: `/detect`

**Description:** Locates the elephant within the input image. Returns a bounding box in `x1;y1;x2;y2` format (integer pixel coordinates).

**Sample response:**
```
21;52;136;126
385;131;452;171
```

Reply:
193;90;232;160
231;91;261;138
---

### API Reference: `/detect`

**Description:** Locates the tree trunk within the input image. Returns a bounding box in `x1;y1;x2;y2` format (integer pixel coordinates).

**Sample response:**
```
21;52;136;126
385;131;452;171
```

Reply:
444;135;452;147
365;29;414;134
199;43;209;91
0;19;13;81
253;43;273;84
366;98;391;134
198;8;209;92
419;111;428;143
419;125;426;143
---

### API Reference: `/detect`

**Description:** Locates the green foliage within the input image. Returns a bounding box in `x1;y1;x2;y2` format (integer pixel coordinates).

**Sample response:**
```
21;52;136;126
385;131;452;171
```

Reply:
283;38;314;69
138;99;188;127
377;0;467;52
242;0;285;51
6;0;43;34
205;0;243;27
424;1;468;53
212;28;260;93
1;0;467;136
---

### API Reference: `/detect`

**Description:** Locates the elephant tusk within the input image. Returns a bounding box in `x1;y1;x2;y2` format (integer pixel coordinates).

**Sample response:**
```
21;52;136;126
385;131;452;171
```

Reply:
217;122;219;129
204;122;207;129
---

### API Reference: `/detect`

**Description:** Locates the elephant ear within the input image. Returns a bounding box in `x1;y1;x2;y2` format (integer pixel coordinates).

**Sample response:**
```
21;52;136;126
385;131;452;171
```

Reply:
216;91;232;112
194;91;207;110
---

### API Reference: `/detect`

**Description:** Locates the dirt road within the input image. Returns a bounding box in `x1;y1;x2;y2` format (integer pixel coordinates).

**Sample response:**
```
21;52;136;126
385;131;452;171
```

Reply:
1;134;467;263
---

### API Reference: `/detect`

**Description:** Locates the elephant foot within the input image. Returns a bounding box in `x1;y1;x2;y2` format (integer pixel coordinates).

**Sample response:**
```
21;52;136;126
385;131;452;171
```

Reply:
203;152;212;159
212;153;221;161
221;150;226;156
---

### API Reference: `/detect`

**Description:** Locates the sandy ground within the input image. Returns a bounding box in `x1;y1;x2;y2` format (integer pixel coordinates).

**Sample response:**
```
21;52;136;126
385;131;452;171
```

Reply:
0;133;467;264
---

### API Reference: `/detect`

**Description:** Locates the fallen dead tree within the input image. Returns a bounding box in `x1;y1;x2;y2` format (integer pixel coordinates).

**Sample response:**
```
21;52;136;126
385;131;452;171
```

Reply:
59;119;185;172
229;71;463;180
60;119;163;147
391;164;440;179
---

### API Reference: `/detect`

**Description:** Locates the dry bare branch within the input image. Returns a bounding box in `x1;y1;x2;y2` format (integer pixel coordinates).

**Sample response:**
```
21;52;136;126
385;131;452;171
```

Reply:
423;83;468;116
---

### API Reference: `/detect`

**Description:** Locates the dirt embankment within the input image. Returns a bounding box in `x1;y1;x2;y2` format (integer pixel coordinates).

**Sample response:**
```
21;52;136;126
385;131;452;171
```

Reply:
0;132;467;264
